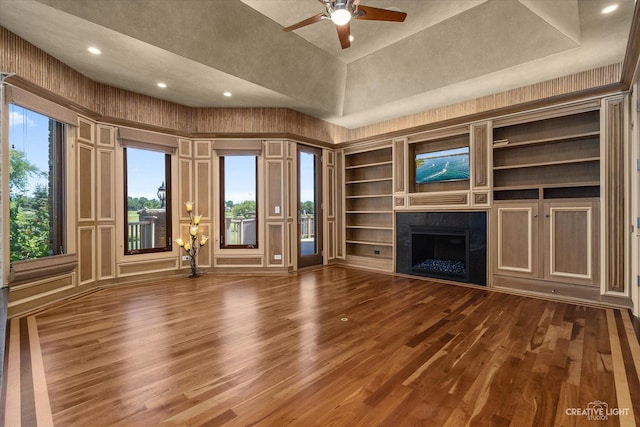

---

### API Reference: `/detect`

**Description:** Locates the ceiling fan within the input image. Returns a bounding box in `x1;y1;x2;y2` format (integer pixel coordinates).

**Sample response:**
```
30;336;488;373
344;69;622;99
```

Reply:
282;0;407;49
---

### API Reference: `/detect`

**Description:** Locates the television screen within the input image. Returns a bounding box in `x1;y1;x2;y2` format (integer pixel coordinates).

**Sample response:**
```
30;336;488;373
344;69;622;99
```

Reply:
415;147;470;184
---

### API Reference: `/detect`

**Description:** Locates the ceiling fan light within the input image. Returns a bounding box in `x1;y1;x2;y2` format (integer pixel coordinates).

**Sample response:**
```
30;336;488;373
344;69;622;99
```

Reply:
331;8;351;26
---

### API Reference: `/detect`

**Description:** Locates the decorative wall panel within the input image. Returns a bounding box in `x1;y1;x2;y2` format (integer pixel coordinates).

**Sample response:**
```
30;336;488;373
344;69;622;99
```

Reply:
97;225;115;280
215;257;263;266
473;192;489;206
77;117;94;143
97;124;114;147
179;159;193;221
471;123;489;188
266;140;283;158
77;143;94;221
266;161;284;219
194;140;211;159
196;224;211;268
78;226;95;285
267;223;284;266
97;149;114;221
118;259;178;276
195;161;211;219
408;193;468;207
179;138;192;157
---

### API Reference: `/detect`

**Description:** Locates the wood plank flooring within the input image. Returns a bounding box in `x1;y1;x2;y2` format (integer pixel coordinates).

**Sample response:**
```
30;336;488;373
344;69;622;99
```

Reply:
4;266;640;426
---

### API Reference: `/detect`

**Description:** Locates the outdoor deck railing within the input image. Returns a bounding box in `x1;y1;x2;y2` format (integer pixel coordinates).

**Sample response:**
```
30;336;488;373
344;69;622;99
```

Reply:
128;221;155;250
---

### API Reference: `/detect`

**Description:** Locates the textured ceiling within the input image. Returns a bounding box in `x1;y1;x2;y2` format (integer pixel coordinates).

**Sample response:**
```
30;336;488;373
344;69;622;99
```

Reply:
0;0;635;129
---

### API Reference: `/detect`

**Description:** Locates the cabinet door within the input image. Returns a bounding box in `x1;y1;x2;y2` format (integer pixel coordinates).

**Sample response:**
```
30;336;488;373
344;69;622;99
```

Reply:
543;201;599;286
494;202;538;278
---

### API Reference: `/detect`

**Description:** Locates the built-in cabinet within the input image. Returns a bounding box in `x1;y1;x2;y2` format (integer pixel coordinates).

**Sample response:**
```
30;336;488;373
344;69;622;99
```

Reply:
494;199;599;288
491;104;604;299
343;146;394;271
338;99;632;307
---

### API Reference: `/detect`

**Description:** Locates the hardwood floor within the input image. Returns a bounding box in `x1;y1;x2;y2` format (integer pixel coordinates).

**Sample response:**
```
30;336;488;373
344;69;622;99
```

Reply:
4;266;640;426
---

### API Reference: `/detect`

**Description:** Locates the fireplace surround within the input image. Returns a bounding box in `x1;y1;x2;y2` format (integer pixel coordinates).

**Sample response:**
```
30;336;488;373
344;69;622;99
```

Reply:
396;211;487;286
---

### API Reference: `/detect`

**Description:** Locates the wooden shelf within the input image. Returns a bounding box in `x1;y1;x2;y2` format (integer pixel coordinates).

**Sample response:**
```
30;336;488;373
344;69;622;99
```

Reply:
345;210;393;214
493;131;600;150
493;182;600;192
345;177;392;185
493;157;599;170
345;194;392;199
345;240;393;247
346;225;393;230
345;160;392;170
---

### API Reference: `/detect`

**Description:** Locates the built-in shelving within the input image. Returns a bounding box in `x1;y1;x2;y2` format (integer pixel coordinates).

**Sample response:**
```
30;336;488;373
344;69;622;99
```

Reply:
493;110;600;199
344;146;393;271
492;107;602;296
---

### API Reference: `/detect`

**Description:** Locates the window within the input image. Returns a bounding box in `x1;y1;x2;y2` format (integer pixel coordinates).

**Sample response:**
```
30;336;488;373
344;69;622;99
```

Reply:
123;147;172;254
9;105;65;262
220;155;258;248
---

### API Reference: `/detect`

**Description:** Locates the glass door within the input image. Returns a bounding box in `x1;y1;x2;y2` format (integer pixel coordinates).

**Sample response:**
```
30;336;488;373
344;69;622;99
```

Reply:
298;145;323;268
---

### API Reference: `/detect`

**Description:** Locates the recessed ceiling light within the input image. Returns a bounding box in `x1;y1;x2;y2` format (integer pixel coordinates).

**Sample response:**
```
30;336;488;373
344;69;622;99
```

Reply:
601;4;618;14
223;91;232;97
157;82;167;88
88;46;101;55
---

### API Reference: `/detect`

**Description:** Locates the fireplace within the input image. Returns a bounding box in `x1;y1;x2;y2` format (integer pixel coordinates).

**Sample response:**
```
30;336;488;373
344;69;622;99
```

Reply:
396;212;486;286
411;227;469;282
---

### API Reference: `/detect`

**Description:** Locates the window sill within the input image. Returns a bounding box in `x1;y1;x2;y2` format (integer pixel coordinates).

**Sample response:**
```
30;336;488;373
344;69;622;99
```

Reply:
9;253;78;285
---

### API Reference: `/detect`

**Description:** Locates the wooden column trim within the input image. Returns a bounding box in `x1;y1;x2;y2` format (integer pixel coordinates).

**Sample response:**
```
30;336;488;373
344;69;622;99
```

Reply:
605;97;626;293
471;123;488;188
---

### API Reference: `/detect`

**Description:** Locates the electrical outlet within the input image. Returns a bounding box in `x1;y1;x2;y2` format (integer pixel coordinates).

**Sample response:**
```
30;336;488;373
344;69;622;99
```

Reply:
275;206;280;214
181;255;190;261
374;250;380;255
274;254;282;260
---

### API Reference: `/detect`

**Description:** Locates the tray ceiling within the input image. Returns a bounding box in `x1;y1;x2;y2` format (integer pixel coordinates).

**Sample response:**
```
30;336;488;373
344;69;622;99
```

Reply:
0;0;635;129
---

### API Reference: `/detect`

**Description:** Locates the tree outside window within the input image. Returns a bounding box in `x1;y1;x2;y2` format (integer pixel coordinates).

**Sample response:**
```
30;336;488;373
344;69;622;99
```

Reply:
9;105;65;262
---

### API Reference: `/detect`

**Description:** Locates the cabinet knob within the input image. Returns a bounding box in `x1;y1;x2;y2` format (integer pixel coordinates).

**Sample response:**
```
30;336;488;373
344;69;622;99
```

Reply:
533;214;538;218
545;214;550;218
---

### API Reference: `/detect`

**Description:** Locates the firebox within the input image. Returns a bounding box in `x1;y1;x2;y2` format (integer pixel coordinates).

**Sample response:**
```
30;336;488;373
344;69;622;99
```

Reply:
411;227;469;282
396;211;486;286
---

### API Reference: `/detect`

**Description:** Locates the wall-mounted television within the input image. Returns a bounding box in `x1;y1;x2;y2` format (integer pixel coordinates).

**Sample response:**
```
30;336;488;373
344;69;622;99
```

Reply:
415;147;470;184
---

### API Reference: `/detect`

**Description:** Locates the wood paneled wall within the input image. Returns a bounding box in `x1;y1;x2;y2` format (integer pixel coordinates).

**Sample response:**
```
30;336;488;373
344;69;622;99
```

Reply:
345;64;623;143
323;149;337;262
76;117;96;286
0;28;346;143
177;139;213;270
264;140;290;269
75;117;118;285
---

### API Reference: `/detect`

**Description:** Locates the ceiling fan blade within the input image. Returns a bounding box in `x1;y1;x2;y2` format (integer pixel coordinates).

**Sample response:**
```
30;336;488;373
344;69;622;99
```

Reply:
336;22;351;49
355;5;407;22
283;13;326;32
